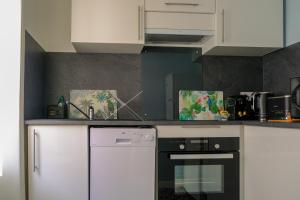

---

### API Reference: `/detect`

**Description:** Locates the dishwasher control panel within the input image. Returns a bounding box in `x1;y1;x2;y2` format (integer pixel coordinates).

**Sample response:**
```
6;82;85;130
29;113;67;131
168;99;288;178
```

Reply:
90;127;156;147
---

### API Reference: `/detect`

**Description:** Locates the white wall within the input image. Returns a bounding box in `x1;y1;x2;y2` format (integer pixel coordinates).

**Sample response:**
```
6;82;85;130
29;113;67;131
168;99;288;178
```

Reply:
23;0;75;52
0;0;24;200
285;0;300;46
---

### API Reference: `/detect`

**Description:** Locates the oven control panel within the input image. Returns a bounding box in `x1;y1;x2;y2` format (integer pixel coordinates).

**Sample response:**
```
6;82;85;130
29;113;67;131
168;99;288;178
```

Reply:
158;137;239;152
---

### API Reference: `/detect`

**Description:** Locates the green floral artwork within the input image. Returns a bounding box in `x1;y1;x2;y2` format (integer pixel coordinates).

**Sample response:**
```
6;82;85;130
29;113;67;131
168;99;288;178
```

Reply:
179;90;224;120
70;90;118;119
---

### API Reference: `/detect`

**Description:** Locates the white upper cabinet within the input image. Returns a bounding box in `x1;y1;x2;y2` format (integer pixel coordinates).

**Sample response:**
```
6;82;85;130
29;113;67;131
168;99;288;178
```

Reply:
203;0;284;56
71;0;283;55
71;0;145;54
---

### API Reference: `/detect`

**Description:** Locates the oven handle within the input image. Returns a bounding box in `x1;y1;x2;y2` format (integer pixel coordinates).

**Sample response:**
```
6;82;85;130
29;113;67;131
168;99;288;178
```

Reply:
170;153;234;160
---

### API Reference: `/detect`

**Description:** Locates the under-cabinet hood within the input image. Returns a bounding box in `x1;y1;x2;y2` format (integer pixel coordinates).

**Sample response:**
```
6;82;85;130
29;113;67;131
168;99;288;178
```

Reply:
145;29;214;44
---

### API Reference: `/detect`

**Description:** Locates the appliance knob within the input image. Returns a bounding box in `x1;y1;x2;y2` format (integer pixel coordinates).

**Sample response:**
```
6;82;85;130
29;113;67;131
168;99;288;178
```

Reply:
179;144;185;150
214;144;220;149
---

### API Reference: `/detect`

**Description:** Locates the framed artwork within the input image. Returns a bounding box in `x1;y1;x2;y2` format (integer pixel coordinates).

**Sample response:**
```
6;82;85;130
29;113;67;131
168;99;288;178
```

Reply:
70;90;118;119
179;90;224;120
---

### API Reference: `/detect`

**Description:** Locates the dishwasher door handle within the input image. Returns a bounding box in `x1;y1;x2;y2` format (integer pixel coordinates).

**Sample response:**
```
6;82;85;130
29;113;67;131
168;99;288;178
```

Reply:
170;153;234;160
115;138;132;144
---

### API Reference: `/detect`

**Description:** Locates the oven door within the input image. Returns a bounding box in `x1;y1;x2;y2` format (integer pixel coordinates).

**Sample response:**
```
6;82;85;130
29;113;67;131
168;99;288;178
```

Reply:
158;152;239;200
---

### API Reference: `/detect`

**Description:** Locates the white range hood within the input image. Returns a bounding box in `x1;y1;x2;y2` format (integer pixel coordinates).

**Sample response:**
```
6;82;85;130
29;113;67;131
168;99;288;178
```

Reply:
144;0;216;47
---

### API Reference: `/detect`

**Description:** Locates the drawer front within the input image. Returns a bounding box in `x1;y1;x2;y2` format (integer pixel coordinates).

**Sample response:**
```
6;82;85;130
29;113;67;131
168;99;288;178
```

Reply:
145;0;215;13
146;12;215;30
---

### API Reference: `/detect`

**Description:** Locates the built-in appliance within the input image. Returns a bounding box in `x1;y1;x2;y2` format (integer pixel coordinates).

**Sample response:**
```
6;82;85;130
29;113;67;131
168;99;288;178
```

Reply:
267;95;292;121
90;127;156;200
158;137;239;200
291;77;300;119
225;95;254;120
252;92;273;121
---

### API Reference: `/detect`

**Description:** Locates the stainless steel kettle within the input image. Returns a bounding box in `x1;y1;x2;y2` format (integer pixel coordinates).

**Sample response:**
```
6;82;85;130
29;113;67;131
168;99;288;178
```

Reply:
291;77;300;119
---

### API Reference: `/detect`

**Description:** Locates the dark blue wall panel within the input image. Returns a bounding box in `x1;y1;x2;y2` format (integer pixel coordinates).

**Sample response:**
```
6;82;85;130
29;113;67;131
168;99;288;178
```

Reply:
24;32;45;120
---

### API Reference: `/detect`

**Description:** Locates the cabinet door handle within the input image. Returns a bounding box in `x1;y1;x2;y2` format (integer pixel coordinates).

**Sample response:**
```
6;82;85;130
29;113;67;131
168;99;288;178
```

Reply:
138;5;144;41
33;130;38;172
165;2;199;6
170;154;234;160
138;6;141;40
181;125;221;128
141;6;144;41
222;9;225;43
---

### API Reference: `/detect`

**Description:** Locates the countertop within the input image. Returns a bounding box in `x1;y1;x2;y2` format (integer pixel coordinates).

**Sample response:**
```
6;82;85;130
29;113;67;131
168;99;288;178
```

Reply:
25;119;300;129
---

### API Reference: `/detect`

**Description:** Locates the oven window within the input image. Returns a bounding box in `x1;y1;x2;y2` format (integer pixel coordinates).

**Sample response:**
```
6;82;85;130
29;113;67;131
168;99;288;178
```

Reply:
175;165;224;194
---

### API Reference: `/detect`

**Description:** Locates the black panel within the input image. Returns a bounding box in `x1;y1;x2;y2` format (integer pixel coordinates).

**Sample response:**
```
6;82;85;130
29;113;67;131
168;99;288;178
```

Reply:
141;48;202;120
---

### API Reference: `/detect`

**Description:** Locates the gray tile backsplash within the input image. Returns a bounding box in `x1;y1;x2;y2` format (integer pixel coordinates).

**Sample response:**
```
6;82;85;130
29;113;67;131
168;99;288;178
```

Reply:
202;56;263;97
263;42;300;95
44;53;142;120
25;34;273;120
42;52;263;120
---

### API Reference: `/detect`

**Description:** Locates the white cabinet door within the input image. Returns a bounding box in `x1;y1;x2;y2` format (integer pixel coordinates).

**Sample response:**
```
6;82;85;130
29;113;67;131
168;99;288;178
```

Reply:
244;126;300;200
203;0;283;56
28;126;89;200
72;0;145;53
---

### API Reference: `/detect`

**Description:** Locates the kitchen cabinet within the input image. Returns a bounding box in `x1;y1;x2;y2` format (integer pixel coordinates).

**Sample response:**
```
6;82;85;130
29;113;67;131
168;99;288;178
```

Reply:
71;0;145;54
203;0;284;56
27;125;89;200
243;126;300;200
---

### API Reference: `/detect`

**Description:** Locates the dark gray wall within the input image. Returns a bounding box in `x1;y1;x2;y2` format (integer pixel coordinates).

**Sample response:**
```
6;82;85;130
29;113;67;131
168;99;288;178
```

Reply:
44;53;142;120
263;42;300;95
202;56;263;97
24;32;45;120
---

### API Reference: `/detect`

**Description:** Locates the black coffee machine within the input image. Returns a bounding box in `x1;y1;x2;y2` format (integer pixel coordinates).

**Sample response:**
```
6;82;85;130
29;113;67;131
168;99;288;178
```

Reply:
225;95;255;120
291;77;300;119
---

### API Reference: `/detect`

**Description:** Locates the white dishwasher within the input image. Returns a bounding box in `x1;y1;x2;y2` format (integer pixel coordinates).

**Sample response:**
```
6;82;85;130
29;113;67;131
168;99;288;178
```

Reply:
90;127;156;200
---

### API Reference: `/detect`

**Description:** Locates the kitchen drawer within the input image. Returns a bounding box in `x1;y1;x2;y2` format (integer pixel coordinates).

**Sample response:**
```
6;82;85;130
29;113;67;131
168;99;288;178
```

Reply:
156;125;241;138
145;0;216;13
146;12;215;30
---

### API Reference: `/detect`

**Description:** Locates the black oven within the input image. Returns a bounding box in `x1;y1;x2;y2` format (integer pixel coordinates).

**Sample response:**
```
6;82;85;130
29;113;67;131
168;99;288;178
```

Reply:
158;137;239;200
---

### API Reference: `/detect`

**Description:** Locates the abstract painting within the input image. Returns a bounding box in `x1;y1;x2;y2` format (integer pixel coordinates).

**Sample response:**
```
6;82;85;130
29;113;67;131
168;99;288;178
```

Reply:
70;90;118;119
179;90;224;120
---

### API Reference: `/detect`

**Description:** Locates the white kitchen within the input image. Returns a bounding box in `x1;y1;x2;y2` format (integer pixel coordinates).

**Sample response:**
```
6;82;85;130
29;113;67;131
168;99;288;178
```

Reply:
1;1;300;200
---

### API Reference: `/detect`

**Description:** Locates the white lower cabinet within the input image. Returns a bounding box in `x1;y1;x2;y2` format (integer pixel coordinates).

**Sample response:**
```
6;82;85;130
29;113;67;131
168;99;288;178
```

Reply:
244;126;300;200
27;125;89;200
